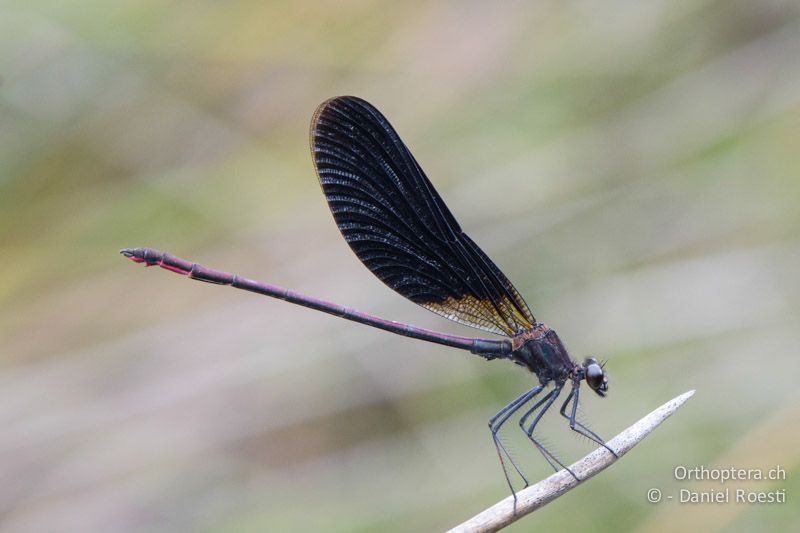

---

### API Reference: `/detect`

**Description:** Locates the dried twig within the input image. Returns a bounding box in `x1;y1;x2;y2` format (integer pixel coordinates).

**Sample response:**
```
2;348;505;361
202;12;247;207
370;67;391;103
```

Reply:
449;390;696;533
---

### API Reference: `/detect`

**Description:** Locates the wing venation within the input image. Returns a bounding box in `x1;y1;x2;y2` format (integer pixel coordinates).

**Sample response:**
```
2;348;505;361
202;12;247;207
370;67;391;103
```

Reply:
310;96;535;336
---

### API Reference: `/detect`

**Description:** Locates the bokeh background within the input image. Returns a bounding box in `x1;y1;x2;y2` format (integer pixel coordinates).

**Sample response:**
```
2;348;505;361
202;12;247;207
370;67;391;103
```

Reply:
2;1;799;531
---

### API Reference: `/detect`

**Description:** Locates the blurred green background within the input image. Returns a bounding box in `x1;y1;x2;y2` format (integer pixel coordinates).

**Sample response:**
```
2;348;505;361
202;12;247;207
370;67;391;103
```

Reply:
1;1;799;532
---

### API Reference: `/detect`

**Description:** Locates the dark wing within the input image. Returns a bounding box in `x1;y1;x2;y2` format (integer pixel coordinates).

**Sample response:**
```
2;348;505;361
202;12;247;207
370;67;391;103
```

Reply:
310;96;534;337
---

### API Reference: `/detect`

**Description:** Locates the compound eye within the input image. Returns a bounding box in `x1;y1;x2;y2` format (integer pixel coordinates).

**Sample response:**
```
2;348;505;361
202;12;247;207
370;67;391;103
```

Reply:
586;363;604;390
582;357;608;397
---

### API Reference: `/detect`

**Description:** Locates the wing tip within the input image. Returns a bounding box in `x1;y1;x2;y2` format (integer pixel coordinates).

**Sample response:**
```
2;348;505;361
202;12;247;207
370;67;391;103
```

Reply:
310;96;365;129
310;96;359;165
309;95;376;175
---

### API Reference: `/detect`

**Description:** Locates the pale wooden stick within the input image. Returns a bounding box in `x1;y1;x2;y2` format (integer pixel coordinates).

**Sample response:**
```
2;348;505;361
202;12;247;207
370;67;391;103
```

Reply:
449;390;696;533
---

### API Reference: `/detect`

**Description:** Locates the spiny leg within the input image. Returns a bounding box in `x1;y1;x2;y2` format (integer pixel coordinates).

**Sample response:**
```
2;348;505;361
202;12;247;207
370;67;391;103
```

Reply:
489;385;544;430
560;382;618;458
488;385;544;492
518;384;578;479
518;390;562;472
559;386;602;443
490;389;537;484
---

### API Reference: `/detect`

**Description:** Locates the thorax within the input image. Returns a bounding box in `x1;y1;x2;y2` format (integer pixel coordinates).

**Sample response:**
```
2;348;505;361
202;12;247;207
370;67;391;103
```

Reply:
510;323;575;383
